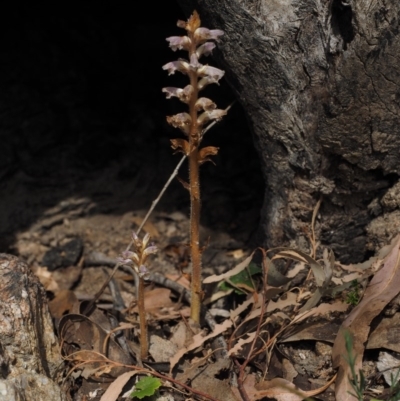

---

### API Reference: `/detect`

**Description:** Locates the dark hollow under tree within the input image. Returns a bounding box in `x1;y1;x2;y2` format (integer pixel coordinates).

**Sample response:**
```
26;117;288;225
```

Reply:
176;0;400;262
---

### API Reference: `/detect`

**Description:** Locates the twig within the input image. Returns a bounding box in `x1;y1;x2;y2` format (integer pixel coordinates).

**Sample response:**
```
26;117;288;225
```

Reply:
233;358;251;401
137;154;186;234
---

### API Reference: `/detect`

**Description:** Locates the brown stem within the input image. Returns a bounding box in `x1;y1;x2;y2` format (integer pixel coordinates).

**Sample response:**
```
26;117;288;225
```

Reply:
137;276;148;359
188;35;202;323
189;146;202;322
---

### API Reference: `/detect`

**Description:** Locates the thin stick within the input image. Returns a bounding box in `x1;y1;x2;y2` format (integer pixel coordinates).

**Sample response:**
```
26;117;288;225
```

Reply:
137;154;186;234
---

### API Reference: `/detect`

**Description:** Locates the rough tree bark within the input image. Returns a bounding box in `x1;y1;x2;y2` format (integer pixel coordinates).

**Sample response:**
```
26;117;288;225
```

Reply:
176;0;400;262
0;254;66;401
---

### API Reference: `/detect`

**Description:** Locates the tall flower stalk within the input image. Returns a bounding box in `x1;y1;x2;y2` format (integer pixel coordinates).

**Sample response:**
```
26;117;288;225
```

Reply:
118;232;157;359
162;11;227;322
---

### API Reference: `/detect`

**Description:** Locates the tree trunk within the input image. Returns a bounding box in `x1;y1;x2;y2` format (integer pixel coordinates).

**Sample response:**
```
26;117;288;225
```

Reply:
176;0;400;262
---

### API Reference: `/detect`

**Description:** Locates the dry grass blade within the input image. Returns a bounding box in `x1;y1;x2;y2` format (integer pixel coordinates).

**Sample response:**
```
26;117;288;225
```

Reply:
332;235;400;401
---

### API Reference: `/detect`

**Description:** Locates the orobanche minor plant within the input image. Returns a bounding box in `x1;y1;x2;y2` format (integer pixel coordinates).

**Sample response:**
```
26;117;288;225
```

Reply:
118;232;157;360
162;11;227;322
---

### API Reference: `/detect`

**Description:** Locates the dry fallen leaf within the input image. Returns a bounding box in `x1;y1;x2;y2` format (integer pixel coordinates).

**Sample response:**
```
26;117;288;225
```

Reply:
203;252;255;284
59;313;133;379
131;216;159;238
377;351;400;386
99;370;138;401
232;374;307;401
367;312;400;353
279;300;348;344
228;331;257;356
332;235;400;401
271;248;327;287
226;249;246;259
149;335;177;363
34;266;59;292
48;289;78;319
169;319;233;372
143;288;173;311
165;273;191;289
191;358;240;401
230;294;258;321
169;320;189;349
272;248;333;312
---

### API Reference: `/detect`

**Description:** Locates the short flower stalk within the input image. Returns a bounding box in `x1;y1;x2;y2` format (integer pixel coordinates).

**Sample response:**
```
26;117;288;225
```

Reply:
118;232;157;360
162;11;227;322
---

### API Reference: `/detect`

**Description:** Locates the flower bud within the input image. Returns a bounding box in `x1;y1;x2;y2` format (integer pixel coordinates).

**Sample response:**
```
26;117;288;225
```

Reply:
142;233;151;248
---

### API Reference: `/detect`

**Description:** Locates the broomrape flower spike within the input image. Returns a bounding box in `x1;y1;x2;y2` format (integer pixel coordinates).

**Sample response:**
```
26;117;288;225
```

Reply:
118;232;158;359
162;11;228;323
118;232;157;277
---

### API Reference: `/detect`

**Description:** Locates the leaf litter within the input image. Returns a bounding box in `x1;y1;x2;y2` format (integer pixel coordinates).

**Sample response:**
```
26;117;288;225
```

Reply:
13;198;400;400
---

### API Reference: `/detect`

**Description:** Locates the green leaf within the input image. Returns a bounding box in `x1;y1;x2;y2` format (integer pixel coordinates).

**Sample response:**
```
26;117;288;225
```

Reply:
130;376;161;399
219;262;261;294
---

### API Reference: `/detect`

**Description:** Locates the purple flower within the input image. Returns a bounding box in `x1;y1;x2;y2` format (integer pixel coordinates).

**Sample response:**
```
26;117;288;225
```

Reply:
162;60;190;76
195;97;216;111
196;42;216;58
194;28;224;44
197;66;225;90
162;85;194;103
166;113;192;134
189;53;201;71
197;65;225;80
166;36;191;51
198;76;222;90
117;256;132;265
122;250;135;259
144;245;158;256
138;265;149;278
118;250;140;266
197;109;227;126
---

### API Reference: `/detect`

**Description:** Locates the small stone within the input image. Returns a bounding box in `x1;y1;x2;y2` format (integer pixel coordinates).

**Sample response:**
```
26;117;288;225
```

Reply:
42;237;83;271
